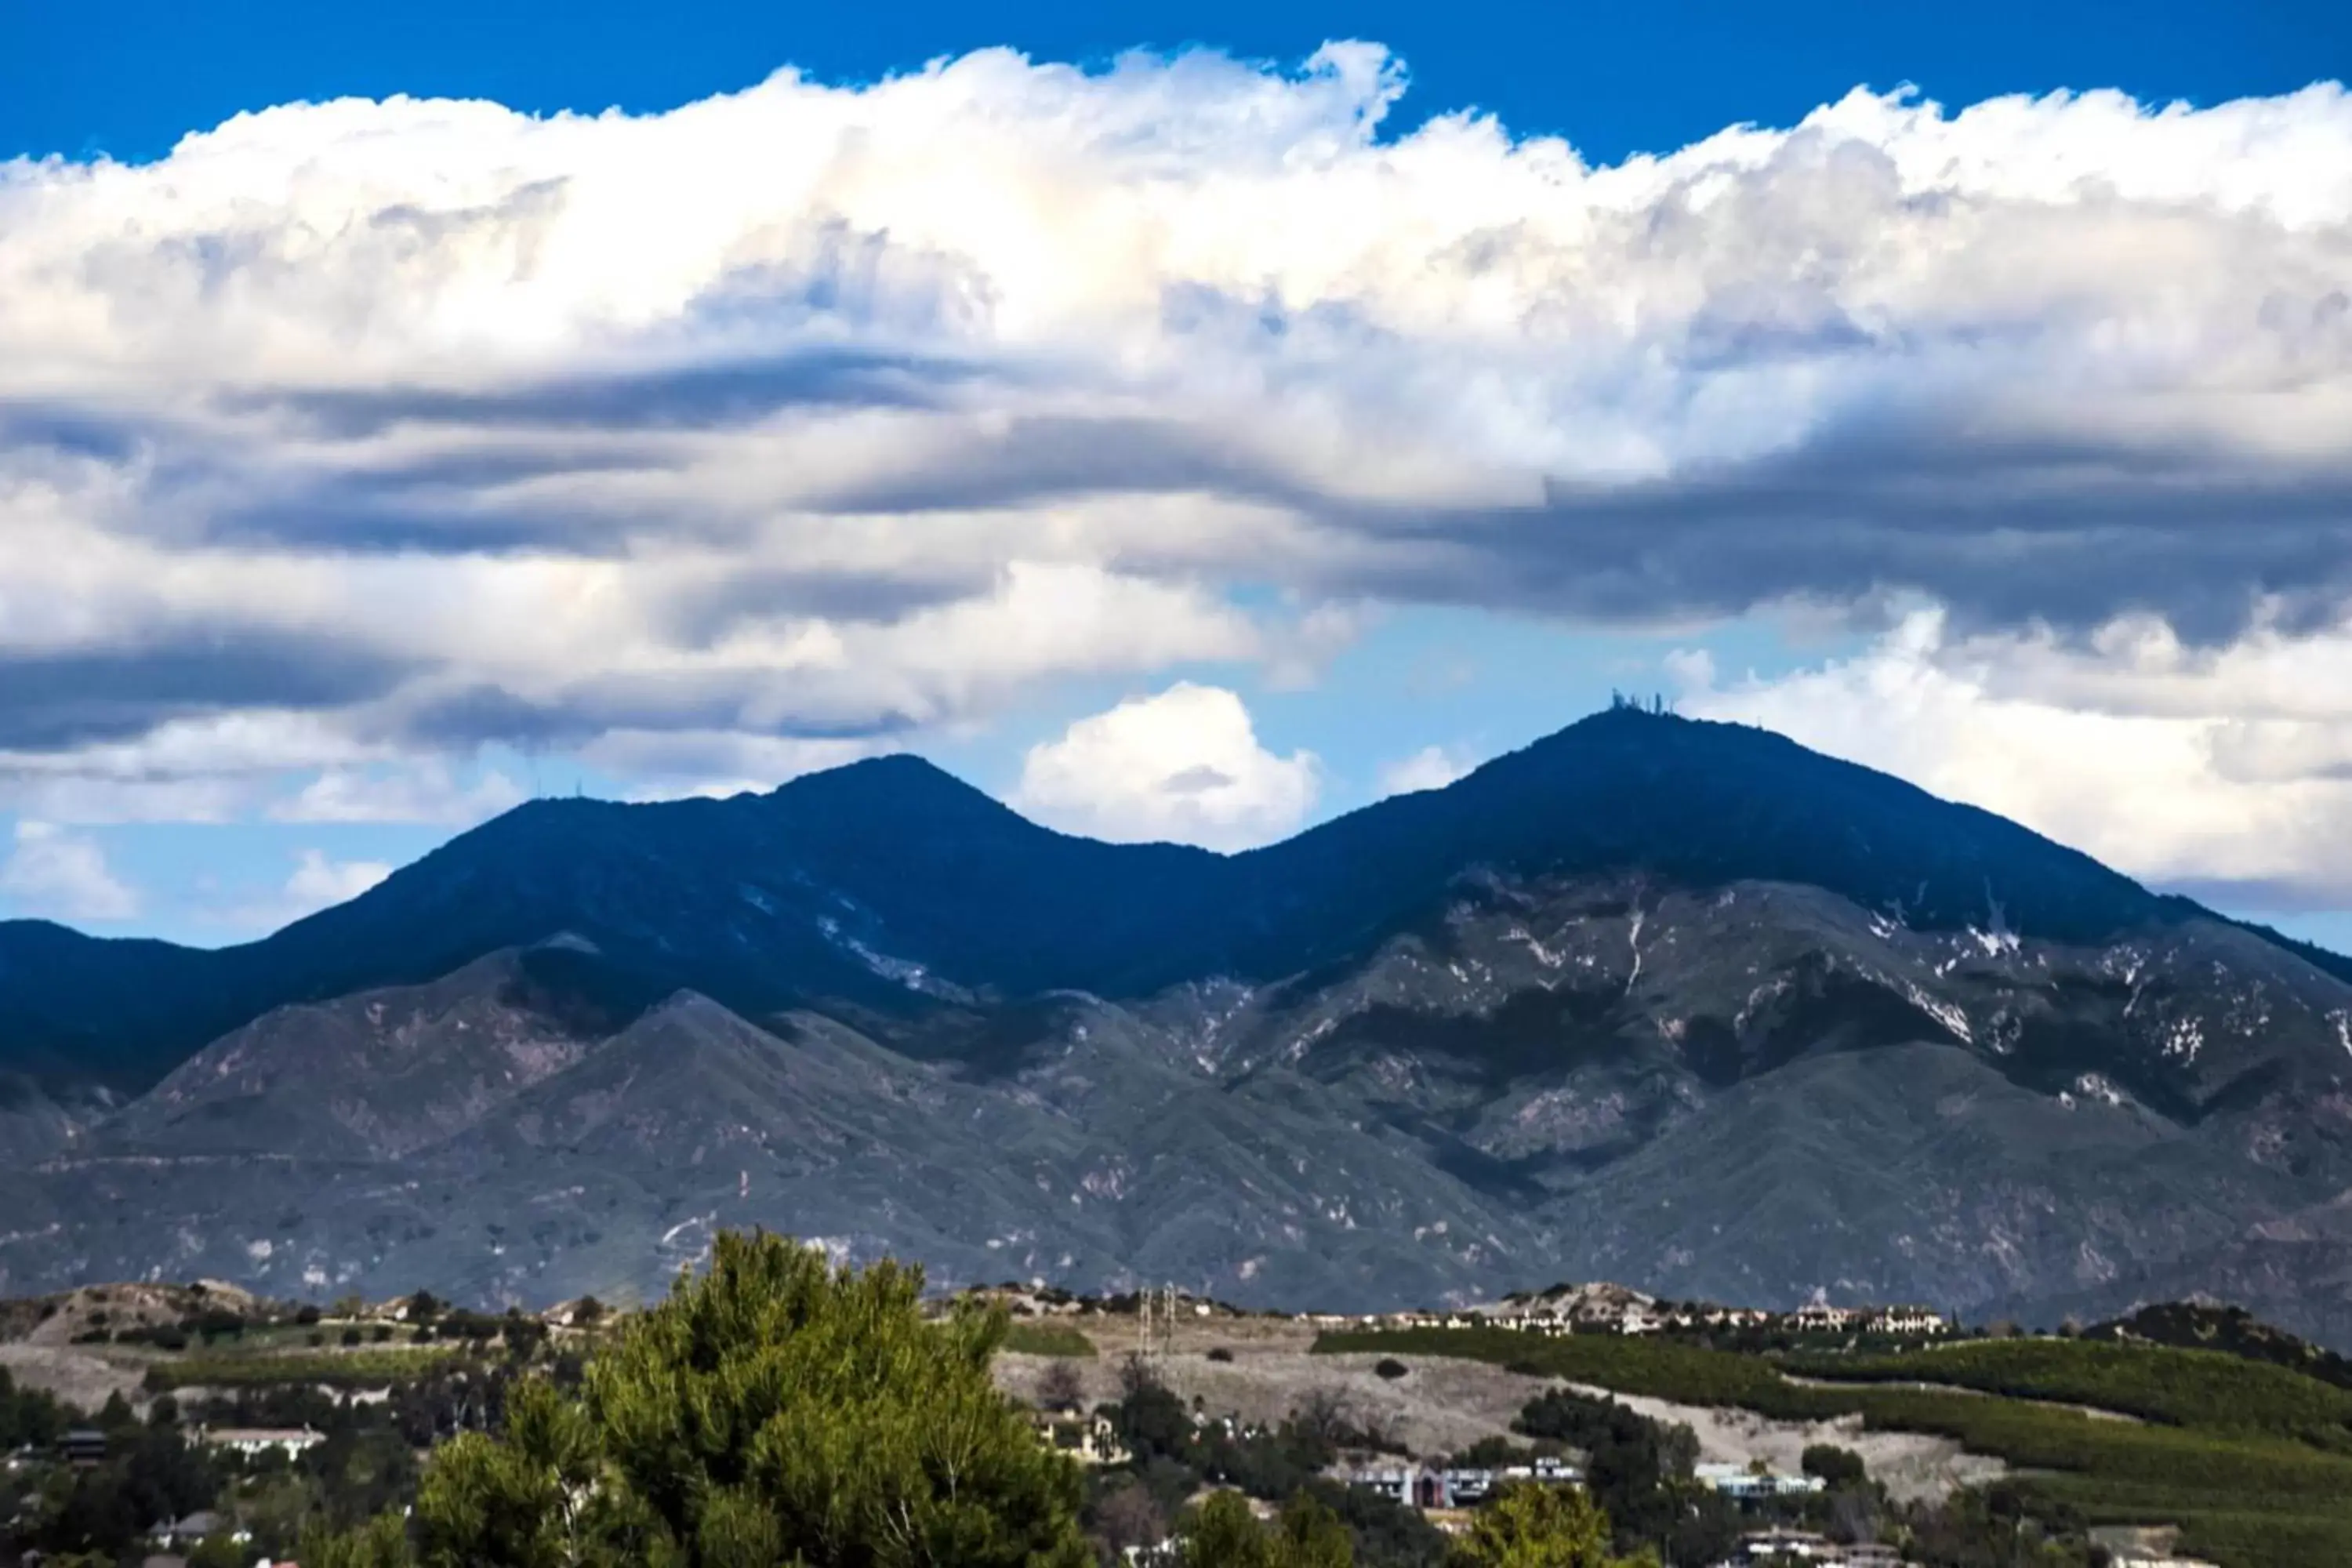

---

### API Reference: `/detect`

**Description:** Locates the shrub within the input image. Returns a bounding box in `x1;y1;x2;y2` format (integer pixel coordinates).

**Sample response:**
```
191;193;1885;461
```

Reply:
1802;1443;1867;1486
1004;1321;1098;1358
1373;1358;1409;1381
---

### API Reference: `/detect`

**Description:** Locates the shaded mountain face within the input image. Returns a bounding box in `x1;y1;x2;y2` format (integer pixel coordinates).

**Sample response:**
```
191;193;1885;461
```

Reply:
3;709;2352;1342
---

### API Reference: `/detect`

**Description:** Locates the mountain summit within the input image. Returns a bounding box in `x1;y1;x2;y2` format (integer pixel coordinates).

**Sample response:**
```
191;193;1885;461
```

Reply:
4;708;2350;1343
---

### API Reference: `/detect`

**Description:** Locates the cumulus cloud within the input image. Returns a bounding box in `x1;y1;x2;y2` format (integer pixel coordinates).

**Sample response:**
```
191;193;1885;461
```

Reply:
1012;684;1319;850
284;849;393;909
1678;610;2352;905
270;761;526;824
206;848;394;935
1377;744;1476;796
0;45;2347;833
0;822;140;920
579;730;879;802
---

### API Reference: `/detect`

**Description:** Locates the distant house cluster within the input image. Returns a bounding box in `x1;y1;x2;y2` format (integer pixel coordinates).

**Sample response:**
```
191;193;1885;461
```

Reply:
1303;1283;1951;1341
194;1425;326;1461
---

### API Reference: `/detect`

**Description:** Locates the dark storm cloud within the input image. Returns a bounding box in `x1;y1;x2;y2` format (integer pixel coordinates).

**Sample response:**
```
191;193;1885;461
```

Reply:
380;677;922;752
0;638;416;750
228;347;981;439
1314;416;2352;644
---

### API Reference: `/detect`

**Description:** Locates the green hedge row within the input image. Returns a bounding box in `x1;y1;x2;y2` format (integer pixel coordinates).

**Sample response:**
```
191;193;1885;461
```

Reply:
140;1345;461;1390
1780;1337;2352;1439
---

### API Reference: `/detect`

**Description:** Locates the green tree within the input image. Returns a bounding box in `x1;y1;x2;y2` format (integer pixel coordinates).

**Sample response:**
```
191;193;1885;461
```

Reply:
403;1229;1091;1568
1800;1444;1867;1488
1178;1490;1353;1568
299;1512;419;1568
1448;1485;1657;1568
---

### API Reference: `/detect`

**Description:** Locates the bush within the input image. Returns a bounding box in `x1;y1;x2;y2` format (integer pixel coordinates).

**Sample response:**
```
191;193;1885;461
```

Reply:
340;1327;364;1347
1004;1321;1098;1358
1208;1347;1236;1363
1373;1358;1409;1381
1802;1443;1867;1486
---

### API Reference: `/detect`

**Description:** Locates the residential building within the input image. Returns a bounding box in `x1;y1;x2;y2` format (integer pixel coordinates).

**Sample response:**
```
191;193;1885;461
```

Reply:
195;1425;326;1461
148;1511;249;1551
1031;1407;1127;1466
1721;1527;1907;1563
1790;1305;1862;1334
1497;1457;1583;1486
1696;1463;1827;1501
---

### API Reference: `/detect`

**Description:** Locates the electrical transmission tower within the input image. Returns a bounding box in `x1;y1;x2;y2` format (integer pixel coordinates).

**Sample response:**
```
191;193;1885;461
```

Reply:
1135;1283;1179;1362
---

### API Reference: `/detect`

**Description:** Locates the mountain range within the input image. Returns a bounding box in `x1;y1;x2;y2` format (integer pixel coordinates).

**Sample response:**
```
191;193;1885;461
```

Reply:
5;706;2352;1345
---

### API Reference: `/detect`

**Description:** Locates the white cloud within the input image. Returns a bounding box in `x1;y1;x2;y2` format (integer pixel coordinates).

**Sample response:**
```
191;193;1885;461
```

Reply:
284;849;393;909
1679;610;2352;905
1377;744;1475;797
577;730;879;802
0;46;2344;849
271;763;526;825
0;822;140;921
205;848;394;936
1012;684;1319;850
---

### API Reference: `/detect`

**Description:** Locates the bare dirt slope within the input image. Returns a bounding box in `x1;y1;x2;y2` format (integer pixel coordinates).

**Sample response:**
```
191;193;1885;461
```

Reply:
0;1342;148;1413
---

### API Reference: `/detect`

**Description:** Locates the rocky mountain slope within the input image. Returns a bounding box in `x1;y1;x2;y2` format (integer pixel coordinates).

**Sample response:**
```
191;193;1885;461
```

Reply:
4;709;2351;1341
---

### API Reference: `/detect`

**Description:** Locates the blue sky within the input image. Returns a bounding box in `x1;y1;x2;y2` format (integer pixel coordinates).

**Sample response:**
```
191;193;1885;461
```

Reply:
5;0;2331;167
1;1;2349;949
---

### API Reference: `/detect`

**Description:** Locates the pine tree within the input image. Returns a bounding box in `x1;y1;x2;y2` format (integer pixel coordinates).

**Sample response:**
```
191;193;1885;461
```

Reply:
315;1230;1093;1568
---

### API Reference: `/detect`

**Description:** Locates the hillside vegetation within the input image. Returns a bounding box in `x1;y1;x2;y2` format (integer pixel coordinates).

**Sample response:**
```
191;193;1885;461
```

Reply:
1781;1337;2352;1444
1314;1327;2352;1567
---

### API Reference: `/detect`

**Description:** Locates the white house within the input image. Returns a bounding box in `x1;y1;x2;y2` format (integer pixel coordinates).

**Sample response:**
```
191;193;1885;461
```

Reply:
196;1425;325;1461
1790;1305;1863;1334
1867;1305;1948;1337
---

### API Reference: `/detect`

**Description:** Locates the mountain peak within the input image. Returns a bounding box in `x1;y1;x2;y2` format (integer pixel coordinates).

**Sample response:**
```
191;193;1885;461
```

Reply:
764;751;1007;815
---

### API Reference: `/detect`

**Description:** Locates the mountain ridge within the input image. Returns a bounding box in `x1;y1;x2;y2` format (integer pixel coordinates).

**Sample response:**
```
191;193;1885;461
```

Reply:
2;707;2323;1091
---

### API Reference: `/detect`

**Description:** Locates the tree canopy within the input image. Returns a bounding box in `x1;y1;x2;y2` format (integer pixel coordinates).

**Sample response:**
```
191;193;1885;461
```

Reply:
1446;1483;1657;1568
326;1231;1094;1568
1178;1490;1355;1568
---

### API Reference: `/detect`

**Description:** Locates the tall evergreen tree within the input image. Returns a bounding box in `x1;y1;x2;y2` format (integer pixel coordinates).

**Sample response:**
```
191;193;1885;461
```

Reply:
323;1231;1093;1568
